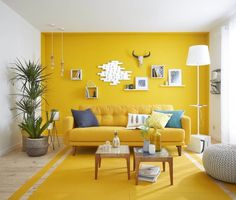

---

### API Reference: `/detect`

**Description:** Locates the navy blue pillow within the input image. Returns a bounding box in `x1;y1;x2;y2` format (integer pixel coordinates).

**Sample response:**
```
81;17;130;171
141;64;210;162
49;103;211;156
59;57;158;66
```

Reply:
155;110;184;128
71;109;99;128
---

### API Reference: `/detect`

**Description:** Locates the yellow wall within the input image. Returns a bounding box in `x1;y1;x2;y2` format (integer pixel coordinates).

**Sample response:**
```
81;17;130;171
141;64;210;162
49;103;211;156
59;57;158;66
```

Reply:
41;33;209;135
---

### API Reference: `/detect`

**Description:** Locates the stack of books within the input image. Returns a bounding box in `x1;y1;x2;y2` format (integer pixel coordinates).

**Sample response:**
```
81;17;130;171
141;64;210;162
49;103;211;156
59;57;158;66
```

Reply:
138;164;161;183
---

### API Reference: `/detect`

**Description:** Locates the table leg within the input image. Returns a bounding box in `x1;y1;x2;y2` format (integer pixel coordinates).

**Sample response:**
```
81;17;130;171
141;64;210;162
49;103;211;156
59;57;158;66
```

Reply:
135;160;140;185
169;158;173;185
99;156;101;168
126;156;130;180
133;153;136;171
95;154;99;180
162;162;165;172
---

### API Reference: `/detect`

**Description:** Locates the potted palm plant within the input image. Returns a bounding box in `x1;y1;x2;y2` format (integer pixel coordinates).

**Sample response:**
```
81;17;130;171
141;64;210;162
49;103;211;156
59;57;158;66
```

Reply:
11;59;54;156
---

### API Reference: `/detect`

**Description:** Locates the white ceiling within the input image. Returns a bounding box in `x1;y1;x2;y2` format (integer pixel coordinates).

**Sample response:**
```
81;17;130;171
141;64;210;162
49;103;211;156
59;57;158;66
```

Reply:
2;0;236;32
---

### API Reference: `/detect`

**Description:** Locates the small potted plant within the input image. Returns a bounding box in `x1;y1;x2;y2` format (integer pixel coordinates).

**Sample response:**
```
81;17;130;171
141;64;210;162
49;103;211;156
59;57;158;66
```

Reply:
11;59;54;156
140;118;162;152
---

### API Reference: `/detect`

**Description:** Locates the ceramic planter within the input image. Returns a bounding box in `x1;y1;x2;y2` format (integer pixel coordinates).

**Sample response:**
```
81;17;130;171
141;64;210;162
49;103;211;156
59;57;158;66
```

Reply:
25;136;49;157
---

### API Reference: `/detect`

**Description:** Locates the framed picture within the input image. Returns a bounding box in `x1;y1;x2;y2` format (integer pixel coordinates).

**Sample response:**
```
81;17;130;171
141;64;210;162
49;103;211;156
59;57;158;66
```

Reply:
135;77;148;90
168;69;182;86
151;65;164;78
71;69;82;80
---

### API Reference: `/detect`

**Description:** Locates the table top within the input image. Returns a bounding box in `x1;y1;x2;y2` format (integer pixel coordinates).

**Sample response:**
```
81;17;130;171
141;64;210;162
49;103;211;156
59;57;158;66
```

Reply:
96;145;130;155
133;147;170;158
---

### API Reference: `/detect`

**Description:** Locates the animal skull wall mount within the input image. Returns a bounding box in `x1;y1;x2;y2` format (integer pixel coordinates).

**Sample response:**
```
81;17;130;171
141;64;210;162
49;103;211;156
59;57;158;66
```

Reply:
132;51;151;67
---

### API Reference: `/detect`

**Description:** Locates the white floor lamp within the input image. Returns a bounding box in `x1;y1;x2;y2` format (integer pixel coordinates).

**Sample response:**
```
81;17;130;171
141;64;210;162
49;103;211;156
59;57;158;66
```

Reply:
186;45;211;153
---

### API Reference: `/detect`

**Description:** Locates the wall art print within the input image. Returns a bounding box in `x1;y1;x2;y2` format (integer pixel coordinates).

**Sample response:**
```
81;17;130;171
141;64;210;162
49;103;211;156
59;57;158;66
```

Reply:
97;61;132;85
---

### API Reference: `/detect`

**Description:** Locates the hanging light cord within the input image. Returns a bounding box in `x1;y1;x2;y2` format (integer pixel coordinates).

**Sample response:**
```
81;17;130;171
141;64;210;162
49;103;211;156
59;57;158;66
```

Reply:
51;31;55;68
60;29;65;76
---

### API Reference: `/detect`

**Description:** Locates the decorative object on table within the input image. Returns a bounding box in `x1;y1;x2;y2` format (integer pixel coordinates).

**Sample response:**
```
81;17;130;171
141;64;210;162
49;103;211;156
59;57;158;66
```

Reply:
97;60;132;85
138;164;161;183
202;144;236;183
168;69;182;86
85;81;98;99
140;122;151;152
186;45;210;136
10;59;55;157
112;130;120;148
148;144;156;154
151;65;164;78
132;50;151;67
150;131;162;152
47;109;60;150
210;69;221;94
70;69;82;80
135;77;148;90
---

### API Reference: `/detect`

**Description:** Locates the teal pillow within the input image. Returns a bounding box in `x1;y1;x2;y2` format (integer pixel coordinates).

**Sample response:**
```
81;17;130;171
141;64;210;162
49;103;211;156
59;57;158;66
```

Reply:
154;110;184;128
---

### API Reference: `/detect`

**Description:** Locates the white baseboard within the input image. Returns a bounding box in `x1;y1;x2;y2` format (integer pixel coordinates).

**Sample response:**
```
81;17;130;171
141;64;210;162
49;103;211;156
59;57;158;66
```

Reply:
0;143;21;156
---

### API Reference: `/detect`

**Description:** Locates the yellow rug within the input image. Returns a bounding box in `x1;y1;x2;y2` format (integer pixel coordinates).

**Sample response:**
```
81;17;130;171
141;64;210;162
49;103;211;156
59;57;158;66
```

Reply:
10;147;236;200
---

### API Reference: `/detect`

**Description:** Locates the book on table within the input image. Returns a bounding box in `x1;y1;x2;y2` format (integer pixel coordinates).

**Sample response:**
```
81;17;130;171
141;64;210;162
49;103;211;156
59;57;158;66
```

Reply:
138;164;161;183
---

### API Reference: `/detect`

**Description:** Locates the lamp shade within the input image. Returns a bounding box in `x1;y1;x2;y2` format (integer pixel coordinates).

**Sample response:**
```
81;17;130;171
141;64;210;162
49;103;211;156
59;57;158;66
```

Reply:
186;45;210;66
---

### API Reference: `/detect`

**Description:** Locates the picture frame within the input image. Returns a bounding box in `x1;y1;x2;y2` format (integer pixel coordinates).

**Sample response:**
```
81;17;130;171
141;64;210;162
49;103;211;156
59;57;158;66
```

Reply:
71;69;82;80
168;69;182;86
135;77;148;90
151;65;164;78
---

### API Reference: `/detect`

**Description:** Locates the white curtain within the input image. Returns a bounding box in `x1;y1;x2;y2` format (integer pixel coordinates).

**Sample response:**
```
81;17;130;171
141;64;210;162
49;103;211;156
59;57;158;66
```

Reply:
221;18;236;144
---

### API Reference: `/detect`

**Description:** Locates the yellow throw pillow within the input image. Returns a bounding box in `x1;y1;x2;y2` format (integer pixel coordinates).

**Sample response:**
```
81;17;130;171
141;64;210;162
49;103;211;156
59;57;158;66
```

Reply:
147;111;172;129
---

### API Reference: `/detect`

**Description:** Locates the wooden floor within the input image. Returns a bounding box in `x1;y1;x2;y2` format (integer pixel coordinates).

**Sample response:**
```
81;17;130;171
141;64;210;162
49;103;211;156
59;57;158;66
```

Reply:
0;142;64;200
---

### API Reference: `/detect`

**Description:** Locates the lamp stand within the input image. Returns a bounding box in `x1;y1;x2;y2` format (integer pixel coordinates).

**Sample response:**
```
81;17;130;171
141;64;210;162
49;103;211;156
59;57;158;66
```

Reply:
188;65;211;153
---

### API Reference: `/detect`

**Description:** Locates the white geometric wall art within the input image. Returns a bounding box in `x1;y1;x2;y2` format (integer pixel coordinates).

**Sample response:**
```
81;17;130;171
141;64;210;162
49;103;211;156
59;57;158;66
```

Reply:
97;61;132;85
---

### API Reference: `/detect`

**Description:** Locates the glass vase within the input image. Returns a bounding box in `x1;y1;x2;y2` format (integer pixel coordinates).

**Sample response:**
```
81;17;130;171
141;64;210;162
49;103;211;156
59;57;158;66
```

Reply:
143;140;150;152
150;130;161;152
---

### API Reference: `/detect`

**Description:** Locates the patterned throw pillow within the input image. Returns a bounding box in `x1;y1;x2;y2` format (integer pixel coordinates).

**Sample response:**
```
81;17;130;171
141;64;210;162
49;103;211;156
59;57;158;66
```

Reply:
154;110;184;128
126;113;150;128
147;111;172;129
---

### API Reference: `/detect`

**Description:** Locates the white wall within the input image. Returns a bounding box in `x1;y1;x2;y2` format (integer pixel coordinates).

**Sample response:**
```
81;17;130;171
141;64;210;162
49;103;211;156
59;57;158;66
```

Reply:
209;27;221;142
0;1;40;156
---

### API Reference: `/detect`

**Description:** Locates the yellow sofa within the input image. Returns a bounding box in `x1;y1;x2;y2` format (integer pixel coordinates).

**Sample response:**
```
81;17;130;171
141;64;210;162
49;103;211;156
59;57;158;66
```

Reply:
63;105;191;156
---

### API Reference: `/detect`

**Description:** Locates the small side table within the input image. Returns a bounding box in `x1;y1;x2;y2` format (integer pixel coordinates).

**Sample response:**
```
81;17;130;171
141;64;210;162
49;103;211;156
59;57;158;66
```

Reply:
95;145;130;180
133;147;173;185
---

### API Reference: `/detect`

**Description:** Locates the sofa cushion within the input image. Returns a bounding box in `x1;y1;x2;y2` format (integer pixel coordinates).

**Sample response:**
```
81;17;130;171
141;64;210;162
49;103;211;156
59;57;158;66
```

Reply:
78;105;174;126
71;109;98;128
147;112;172;129
68;126;184;142
127;113;150;128
155;110;184;128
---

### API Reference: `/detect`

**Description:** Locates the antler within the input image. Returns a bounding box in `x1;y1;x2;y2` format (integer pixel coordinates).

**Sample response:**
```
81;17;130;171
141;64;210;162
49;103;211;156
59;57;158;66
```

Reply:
143;51;151;58
132;50;138;58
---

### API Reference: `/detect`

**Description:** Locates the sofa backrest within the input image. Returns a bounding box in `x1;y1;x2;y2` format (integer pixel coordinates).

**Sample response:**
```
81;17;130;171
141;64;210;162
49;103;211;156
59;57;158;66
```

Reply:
78;105;173;126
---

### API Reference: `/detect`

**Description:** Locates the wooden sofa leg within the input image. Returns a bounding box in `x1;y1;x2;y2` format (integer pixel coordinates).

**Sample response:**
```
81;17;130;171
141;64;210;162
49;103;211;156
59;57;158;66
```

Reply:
176;146;182;156
72;146;77;156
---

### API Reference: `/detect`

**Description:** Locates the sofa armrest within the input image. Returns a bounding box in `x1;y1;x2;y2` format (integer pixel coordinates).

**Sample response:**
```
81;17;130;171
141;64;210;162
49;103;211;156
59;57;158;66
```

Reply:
181;115;191;145
62;116;74;145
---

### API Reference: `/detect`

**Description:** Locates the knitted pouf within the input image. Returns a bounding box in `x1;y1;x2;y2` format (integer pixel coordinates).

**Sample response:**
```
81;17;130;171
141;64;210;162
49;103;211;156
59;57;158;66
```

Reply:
202;144;236;183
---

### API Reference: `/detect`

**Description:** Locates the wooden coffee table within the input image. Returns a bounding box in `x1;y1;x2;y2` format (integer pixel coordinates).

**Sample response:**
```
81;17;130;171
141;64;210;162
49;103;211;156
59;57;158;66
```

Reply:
133;147;173;185
95;145;130;180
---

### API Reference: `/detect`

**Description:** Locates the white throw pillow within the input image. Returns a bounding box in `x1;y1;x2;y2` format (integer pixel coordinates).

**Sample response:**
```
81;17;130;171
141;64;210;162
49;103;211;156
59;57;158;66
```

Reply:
127;113;150;128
